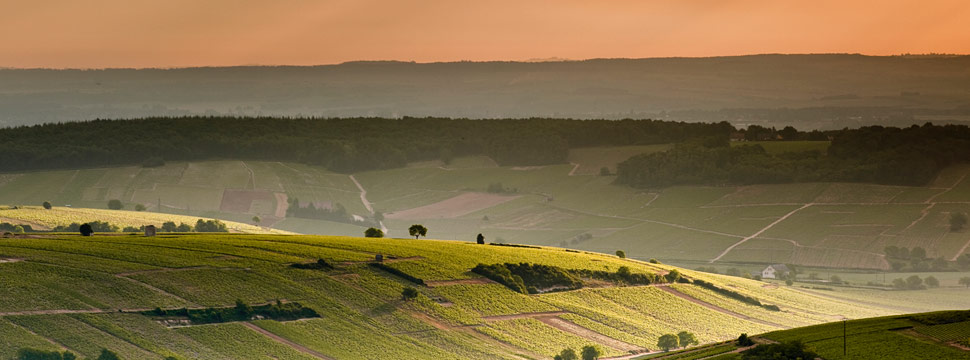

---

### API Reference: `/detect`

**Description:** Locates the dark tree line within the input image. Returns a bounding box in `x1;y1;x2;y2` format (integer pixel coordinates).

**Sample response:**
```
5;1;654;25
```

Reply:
0;117;733;173
617;123;970;188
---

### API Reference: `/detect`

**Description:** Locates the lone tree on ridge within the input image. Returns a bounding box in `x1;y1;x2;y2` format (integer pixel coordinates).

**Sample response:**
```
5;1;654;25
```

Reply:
364;227;384;238
42;201;52;210
476;233;485;244
409;224;428;239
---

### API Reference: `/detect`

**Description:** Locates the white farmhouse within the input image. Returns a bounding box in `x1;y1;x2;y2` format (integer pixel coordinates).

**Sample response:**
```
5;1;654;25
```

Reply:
761;264;790;279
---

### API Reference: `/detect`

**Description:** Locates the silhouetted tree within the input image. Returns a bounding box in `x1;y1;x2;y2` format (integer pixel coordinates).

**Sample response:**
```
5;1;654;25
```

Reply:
96;349;120;360
737;333;755;346
161;221;177;232
409;224;428;239
580;345;601;360
615;250;625;258
79;223;93;236
554;348;578;360
678;331;698;348
476;233;485;244
107;199;123;210
42;201;52;210
658;334;679;352
364;227;384;238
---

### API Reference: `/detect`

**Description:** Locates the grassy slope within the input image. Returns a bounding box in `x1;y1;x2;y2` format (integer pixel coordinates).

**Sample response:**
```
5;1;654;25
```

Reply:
1;144;969;270
1;233;957;359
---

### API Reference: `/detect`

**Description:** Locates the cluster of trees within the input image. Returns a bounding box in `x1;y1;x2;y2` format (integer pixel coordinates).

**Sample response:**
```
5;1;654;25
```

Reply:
16;348;124;360
657;331;699;352
364;227;384;238
553;345;602;360
473;262;665;294
884;246;970;272
693;280;780;311
160;221;194;232
53;221;118;233
0;117;735;174
891;275;940;290
618;123;970;188
145;299;318;324
472;263;584;294
51;219;227;235
286;198;356;223
740;340;818;360
0;222;30;233
193;219;229;232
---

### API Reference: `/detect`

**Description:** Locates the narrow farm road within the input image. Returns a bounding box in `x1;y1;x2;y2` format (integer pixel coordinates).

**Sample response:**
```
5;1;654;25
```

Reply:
349;175;387;234
242;322;335;360
710;203;813;263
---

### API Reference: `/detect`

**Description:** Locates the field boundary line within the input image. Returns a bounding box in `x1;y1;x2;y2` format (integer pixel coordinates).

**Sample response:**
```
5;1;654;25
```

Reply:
6;320;77;353
710;203;813;262
658;286;785;328
349;174;386;233
535;315;644;353
242;322;334;360
481;311;568;322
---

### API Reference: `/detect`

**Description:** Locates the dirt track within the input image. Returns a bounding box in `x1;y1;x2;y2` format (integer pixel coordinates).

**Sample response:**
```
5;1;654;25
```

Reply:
536;316;643;353
657;286;785;328
242;322;334;360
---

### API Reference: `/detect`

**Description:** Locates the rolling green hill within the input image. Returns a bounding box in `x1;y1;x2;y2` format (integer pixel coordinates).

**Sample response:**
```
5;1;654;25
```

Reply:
646;310;970;360
1;144;969;272
0;233;964;359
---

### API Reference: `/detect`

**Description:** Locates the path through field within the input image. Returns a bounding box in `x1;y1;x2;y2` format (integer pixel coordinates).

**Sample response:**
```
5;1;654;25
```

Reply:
657;286;784;328
348;175;386;234
710;203;813;263
536;315;644;353
242;322;334;360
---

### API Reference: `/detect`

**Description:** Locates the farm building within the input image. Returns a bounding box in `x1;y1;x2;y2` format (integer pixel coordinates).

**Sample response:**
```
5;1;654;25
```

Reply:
762;264;790;279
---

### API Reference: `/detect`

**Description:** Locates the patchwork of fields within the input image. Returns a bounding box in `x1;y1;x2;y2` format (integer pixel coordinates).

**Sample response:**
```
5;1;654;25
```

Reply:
0;233;958;359
1;143;969;270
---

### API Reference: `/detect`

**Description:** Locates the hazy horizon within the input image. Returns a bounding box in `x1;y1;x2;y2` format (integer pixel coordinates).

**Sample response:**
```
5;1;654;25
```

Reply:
3;0;970;68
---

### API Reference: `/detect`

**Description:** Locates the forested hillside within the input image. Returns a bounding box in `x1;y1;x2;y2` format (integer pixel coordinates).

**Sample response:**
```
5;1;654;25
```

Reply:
0;117;731;173
616;123;970;188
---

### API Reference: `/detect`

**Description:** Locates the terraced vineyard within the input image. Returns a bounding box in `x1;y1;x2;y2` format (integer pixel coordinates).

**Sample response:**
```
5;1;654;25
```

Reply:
0;233;963;359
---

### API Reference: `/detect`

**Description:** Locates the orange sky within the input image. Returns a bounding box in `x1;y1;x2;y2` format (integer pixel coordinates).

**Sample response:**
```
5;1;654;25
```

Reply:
2;0;969;68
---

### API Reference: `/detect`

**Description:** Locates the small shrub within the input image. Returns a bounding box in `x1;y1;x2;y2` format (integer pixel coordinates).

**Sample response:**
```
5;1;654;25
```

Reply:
615;250;625;258
107;199;123;210
364;227;384;238
401;286;419;300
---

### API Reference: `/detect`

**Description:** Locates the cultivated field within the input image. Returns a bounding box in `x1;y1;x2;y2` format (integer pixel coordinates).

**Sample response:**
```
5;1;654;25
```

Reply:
0;233;954;359
2;144;970;270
